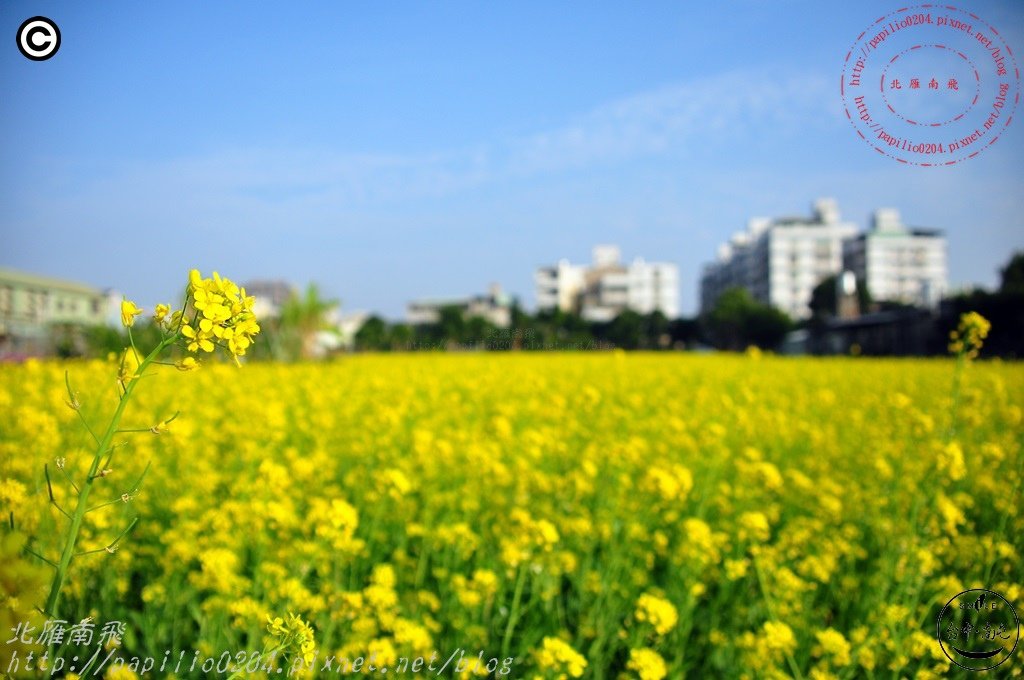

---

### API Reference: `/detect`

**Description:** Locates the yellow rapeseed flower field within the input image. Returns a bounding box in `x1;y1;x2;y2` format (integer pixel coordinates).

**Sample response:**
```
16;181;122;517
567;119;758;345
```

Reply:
1;353;1022;678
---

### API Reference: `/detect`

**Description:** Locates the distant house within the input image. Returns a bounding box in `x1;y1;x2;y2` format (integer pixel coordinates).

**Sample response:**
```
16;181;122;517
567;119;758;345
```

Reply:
407;283;512;328
243;279;297;320
0;267;111;357
335;311;370;350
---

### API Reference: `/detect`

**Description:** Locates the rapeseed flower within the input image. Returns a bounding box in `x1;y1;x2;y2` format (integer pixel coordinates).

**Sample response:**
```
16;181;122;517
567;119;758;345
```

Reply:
534;636;586;678
120;299;142;327
937;441;967;481
948;311;991;359
634;593;678;636
153;303;170;324
626;648;667;680
175;356;199;371
738;511;771;542
724;558;749;581
266;612;316;665
763;621;797;654
180;269;261;366
813;628;851;667
5;351;1020;677
117;347;141;391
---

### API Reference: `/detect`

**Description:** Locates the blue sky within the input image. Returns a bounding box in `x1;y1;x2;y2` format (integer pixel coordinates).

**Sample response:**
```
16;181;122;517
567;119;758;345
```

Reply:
2;1;1023;317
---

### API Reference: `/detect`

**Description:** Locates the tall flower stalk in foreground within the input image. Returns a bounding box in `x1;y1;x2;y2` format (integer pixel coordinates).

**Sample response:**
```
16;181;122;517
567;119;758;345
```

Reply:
34;270;259;617
946;311;990;439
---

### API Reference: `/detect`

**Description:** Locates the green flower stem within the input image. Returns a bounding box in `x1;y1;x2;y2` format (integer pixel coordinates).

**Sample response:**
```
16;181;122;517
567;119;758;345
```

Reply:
501;563;528;661
946;351;965;440
225;642;282;680
752;554;804;680
43;334;177;617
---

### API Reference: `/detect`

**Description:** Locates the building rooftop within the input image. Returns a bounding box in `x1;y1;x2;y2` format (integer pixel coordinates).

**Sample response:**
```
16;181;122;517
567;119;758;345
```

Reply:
243;280;296;302
0;267;106;296
851;226;944;239
774;216;820;226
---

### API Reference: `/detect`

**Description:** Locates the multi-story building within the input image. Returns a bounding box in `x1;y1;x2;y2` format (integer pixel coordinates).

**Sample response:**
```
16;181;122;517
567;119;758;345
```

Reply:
699;223;767;314
627;259;680;319
700;199;860;320
535;259;586;313
535;245;679;321
407;283;512;328
0;267;111;356
843;209;946;308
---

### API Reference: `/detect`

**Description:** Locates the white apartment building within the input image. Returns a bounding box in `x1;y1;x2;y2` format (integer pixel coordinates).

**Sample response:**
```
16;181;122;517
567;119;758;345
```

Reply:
535;259;586;313
535;245;679;321
843;209;946;308
700;199;859;320
627;259;680;318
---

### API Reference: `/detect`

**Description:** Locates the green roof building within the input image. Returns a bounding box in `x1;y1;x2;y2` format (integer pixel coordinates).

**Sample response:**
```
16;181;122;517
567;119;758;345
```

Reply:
0;267;111;357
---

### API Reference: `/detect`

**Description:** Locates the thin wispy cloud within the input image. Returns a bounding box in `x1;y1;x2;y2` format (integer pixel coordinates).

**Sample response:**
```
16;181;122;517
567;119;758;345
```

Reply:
504;69;832;174
22;67;833;220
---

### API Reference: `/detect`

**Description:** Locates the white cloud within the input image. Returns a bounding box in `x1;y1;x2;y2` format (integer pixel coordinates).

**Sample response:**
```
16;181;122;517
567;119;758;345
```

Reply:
23;66;835;219
502;68;832;174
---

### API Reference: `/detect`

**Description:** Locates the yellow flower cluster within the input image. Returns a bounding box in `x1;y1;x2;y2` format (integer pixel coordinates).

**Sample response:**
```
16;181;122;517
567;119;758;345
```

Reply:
813;627;851;667
634;593;678;636
534;636;587;679
738;620;798;672
948;311;991;359
2;352;1020;677
118;270;260;372
626;647;668;680
267;612;316;665
178;270;261;366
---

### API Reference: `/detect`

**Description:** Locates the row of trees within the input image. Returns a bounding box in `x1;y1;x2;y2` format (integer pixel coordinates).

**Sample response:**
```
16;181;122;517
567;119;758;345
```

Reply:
67;289;788;358
352;251;1024;355
65;252;1024;359
355;306;688;352
350;292;789;353
938;252;1024;357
